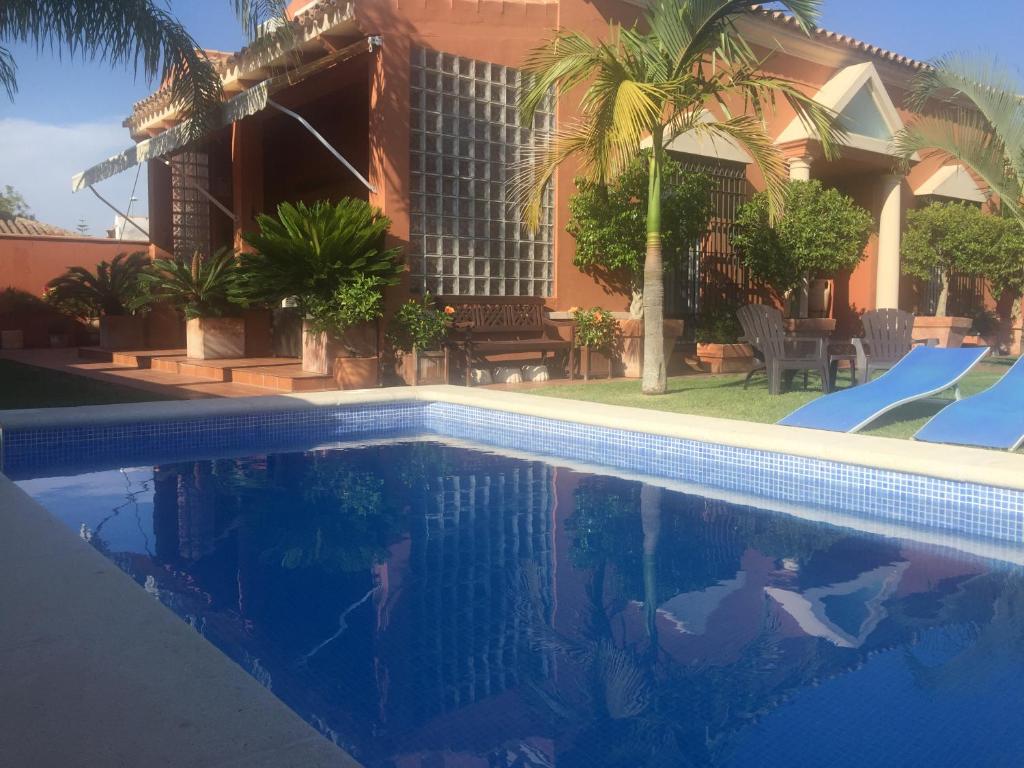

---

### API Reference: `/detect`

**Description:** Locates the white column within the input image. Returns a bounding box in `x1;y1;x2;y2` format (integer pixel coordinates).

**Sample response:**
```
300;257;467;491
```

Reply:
788;155;812;182
788;156;813;316
876;174;903;309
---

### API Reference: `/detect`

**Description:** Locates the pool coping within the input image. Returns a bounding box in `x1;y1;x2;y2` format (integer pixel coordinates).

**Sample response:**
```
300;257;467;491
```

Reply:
0;474;359;768
4;384;1023;492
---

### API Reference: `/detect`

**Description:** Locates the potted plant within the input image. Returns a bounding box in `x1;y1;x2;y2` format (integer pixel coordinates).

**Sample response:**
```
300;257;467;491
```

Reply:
902;202;999;348
136;249;246;360
236;199;403;386
571;306;620;380
566;152;713;378
733;180;873;327
45;252;149;350
387;294;454;385
694;306;754;373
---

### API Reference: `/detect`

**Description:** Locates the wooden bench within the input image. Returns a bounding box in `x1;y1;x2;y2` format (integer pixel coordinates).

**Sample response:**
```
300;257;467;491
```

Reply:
439;296;575;386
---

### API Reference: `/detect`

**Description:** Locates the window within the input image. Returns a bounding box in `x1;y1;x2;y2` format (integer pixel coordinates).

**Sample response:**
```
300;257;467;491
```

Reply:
169;152;211;259
409;47;554;296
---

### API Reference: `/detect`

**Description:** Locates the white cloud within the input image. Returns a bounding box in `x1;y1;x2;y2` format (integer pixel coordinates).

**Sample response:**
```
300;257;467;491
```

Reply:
0;117;148;235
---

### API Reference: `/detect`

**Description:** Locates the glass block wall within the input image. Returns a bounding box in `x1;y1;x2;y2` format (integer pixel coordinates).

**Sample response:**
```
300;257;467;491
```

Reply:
169;151;211;260
409;47;554;297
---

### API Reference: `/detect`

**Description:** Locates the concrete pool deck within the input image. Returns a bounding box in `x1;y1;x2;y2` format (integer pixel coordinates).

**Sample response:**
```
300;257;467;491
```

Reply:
3;385;1024;766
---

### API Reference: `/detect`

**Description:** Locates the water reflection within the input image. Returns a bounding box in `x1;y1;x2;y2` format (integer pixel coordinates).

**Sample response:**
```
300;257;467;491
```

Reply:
20;442;1024;767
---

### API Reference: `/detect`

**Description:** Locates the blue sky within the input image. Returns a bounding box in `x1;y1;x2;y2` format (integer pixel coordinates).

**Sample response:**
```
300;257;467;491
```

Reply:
0;0;1021;232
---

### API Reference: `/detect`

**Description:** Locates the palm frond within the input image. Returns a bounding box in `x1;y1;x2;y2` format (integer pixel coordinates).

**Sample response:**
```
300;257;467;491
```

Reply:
893;114;1023;224
0;0;223;142
0;45;15;99
907;54;1024;182
695;115;790;220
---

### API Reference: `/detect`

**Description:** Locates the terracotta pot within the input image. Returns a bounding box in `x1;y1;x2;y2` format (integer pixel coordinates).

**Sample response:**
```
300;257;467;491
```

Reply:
580;346;613;381
1;329;24;350
302;320;377;375
696;342;756;374
912;316;972;348
618;318;685;379
186;316;246;360
397;348;448;385
334;356;380;389
99;315;145;351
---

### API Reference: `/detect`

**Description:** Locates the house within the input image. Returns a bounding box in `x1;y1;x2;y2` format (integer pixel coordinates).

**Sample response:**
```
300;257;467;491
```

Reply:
72;0;1003;345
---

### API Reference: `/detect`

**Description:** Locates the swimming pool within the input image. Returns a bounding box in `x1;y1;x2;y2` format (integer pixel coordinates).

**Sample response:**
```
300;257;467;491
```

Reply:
14;427;1024;767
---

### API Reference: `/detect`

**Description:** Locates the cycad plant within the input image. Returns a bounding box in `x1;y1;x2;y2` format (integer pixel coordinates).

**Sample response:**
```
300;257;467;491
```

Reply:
516;0;841;394
236;198;403;322
893;56;1024;227
135;249;244;319
45;252;149;319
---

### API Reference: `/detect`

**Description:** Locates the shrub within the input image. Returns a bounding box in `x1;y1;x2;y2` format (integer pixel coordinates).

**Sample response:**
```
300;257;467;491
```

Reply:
901;202;1002;317
733;180;872;298
304;274;385;335
45;252;149;319
387;294;454;352
567;152;714;313
694;306;743;344
135;249;244;319
571;306;619;352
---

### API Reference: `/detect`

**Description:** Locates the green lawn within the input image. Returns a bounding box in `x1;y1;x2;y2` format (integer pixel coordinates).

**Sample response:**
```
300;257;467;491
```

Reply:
531;356;1018;439
0;359;178;410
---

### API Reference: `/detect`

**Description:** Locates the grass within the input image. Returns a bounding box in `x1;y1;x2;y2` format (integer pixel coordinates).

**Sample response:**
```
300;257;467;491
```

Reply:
0;359;178;410
530;356;1018;440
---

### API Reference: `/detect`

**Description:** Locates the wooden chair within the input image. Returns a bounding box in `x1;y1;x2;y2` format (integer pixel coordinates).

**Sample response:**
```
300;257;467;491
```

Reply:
854;308;937;385
737;304;832;395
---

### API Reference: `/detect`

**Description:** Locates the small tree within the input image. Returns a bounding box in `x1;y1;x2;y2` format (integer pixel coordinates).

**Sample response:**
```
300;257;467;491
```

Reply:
0;185;32;219
900;202;1001;317
566;152;714;317
733;180;873;305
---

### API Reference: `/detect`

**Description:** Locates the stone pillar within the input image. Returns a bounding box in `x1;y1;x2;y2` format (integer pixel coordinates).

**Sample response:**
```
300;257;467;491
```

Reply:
788;155;813;182
146;159;173;255
876;174;903;309
788;156;813;316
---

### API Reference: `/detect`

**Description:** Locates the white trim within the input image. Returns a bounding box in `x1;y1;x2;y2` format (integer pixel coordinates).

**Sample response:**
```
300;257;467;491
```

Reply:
775;61;919;160
641;111;753;164
914;164;987;203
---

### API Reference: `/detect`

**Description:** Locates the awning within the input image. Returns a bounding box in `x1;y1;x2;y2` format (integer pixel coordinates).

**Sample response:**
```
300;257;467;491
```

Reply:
72;36;374;192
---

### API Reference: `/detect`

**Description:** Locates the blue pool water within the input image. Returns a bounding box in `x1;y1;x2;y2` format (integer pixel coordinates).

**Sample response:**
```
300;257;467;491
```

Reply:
18;440;1024;767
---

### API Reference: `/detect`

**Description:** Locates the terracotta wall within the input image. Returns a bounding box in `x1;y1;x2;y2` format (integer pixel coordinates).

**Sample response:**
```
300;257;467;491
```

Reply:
0;235;145;298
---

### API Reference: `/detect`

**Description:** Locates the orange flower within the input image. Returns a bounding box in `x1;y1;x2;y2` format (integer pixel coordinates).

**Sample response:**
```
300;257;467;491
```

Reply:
593;311;603;322
443;305;455;315
568;306;580;314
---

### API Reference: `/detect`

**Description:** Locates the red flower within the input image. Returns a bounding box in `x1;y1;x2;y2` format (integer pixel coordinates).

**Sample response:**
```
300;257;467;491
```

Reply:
443;305;455;315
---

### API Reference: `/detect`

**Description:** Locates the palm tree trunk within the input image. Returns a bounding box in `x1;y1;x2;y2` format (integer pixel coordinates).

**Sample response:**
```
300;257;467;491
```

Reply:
642;126;667;395
641;483;662;643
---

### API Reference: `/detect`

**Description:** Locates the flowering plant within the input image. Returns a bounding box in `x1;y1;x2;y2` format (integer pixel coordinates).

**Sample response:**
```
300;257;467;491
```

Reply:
387;294;454;352
570;306;619;352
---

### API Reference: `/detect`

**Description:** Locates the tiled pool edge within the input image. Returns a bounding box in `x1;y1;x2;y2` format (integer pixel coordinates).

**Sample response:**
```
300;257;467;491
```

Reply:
0;474;359;768
4;385;1024;545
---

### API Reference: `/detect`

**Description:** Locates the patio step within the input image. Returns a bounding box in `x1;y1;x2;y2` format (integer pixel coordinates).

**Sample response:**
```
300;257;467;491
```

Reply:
78;347;186;369
150;356;298;383
231;364;338;392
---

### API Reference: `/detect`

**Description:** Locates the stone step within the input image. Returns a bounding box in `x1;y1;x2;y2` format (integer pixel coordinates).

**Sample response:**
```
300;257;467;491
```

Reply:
231;364;338;392
149;356;298;383
78;347;186;368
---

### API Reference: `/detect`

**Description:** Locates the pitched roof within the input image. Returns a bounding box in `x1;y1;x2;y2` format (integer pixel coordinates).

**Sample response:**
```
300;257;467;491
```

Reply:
0;216;79;237
749;4;931;72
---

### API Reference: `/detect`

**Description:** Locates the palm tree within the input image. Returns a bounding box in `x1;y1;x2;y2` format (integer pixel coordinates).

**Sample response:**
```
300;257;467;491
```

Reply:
0;1;286;141
45;251;150;319
893;55;1024;228
516;0;841;394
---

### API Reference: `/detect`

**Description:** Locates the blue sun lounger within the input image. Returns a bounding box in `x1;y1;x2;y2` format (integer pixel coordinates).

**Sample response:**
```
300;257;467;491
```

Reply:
778;345;989;433
915;356;1024;450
